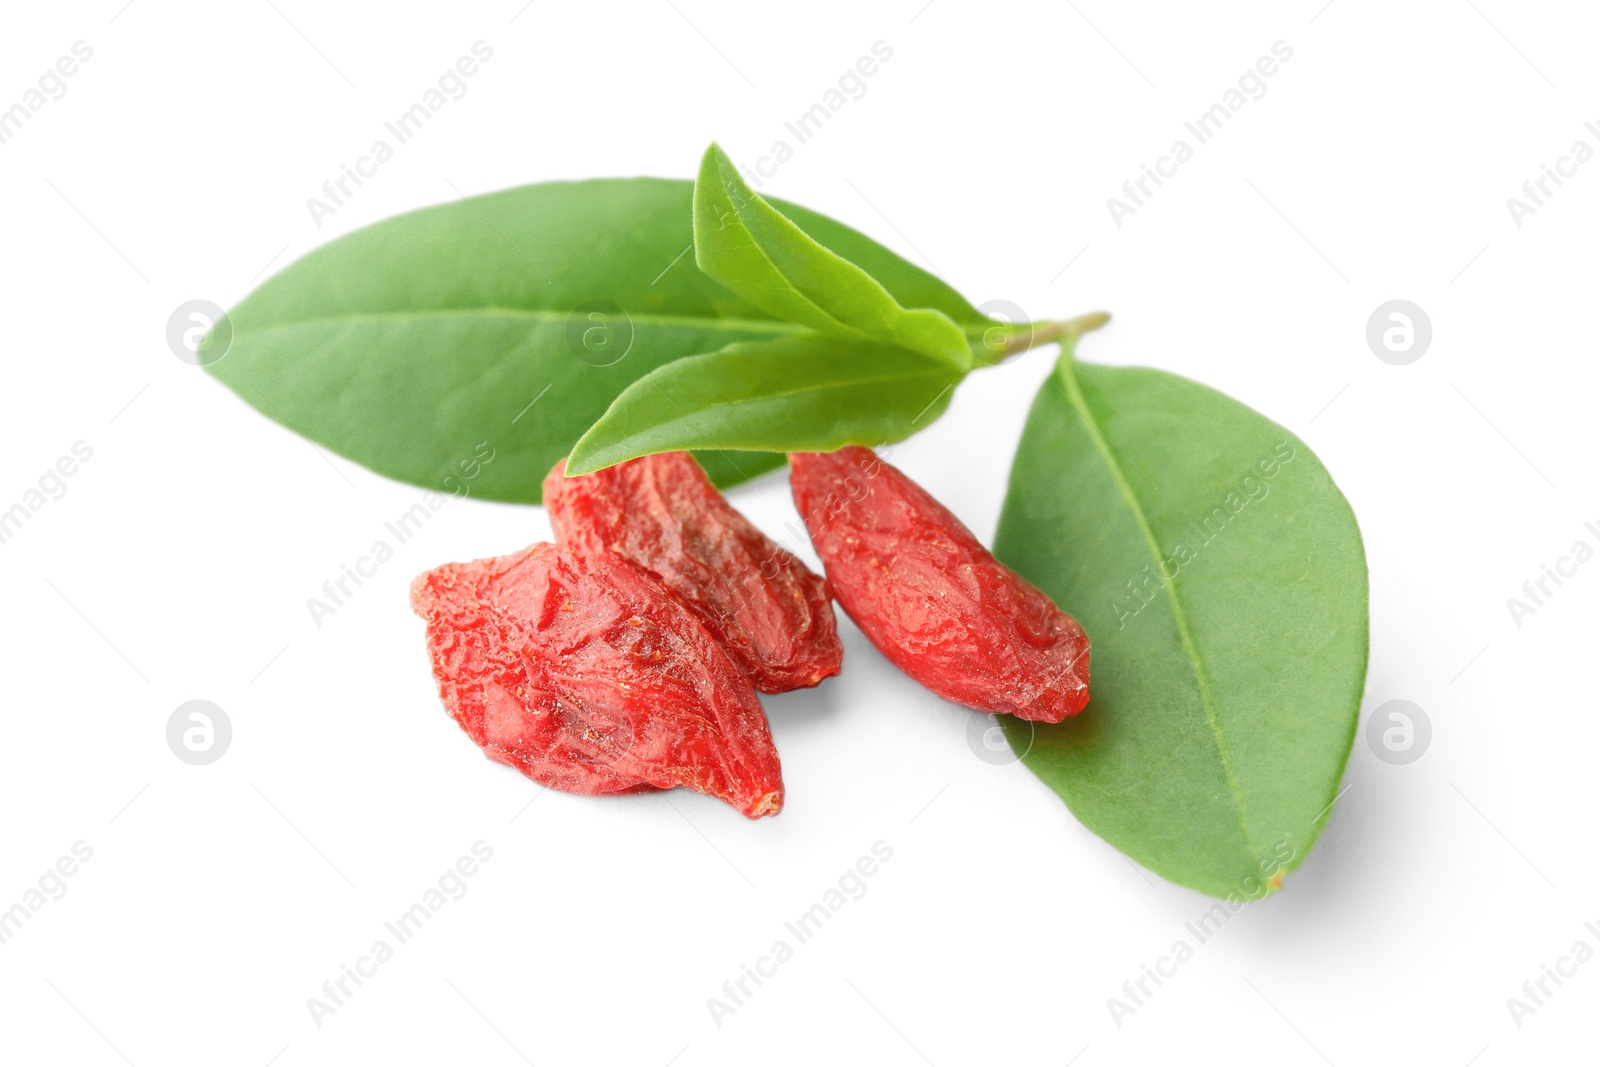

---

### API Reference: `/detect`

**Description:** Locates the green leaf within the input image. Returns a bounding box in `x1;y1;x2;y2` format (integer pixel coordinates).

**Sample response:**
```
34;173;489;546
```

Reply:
694;144;972;370
994;354;1368;899
567;333;962;475
208;177;978;503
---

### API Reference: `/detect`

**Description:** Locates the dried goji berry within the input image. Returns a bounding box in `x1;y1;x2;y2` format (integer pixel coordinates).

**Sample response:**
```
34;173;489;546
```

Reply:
410;542;784;818
789;446;1090;723
544;452;842;693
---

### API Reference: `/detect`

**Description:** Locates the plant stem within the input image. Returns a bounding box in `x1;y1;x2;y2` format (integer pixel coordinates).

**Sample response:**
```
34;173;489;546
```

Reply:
980;310;1111;363
1042;310;1111;344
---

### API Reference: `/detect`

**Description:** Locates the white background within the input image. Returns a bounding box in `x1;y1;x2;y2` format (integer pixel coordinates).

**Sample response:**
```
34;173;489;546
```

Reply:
1;1;1596;1064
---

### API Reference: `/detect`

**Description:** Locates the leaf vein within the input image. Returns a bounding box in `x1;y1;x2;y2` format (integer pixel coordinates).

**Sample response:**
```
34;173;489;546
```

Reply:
231;308;805;340
1052;356;1265;872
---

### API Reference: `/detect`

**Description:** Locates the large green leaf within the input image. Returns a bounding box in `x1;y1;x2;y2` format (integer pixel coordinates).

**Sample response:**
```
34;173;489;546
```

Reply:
694;144;971;370
994;353;1368;899
566;334;962;475
208;178;981;502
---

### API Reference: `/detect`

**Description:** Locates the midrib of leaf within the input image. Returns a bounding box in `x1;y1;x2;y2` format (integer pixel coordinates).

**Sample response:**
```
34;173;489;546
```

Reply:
638;366;954;424
1053;356;1265;873
231;307;807;339
717;217;873;342
614;363;953;441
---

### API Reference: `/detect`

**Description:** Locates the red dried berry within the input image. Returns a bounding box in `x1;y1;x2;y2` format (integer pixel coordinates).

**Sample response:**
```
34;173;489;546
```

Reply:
544;453;842;693
410;542;784;818
789;446;1090;723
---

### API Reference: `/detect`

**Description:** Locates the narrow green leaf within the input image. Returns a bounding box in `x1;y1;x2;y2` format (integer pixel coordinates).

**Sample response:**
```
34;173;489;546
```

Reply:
994;355;1368;899
207;178;977;503
567;334;962;475
694;144;971;370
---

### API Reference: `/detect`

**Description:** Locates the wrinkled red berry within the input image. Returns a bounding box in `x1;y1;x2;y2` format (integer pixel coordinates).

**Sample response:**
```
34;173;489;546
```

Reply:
410;542;784;818
789;446;1090;723
544;453;842;693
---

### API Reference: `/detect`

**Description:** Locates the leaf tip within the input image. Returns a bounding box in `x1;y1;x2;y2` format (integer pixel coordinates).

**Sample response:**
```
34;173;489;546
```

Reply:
698;141;733;184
